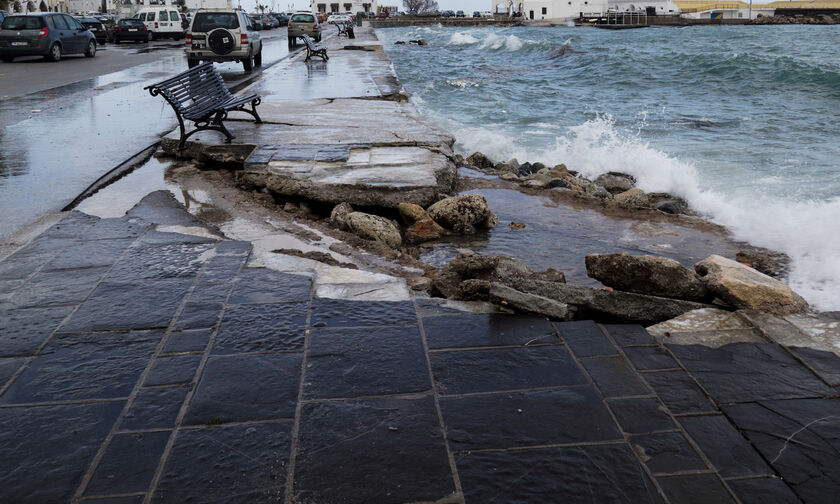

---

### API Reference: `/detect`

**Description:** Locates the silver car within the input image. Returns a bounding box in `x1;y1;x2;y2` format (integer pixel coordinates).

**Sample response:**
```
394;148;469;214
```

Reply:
186;9;262;72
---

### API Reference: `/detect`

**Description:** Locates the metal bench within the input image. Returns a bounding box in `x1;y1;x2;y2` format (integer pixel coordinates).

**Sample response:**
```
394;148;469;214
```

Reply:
144;62;262;151
336;21;355;38
301;34;328;62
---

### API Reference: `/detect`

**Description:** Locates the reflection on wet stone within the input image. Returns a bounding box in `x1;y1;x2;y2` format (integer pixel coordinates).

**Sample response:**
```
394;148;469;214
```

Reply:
121;386;189;430
422;313;558;349
173;302;224;330
144;354;202;386
162;328;212;354
555;320;618;357
310;298;416;328
0;305;73;357
214;302;307;354
45;238;135;271
85;431;170;496
227;268;311;304
11;266;109;308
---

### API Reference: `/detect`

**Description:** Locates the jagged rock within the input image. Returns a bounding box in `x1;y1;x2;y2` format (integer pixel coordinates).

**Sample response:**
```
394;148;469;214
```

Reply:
407;276;432;291
548;179;570;189
405;217;445;243
523;179;547;188
398;202;429;225
656;200;686;215
345;212;402;249
595;172;636;194
735;249;790;278
450;253;534;283
614;188;649;207
695;255;809;315
284;202;299;213
466;151;494;169
500;173;518;181
517;163;534;177
549;164;568;176
585;253;711;302
494;162;517;174
532;162;546;172
429;268;461;298
504;277;713;324
489;283;571;321
509;222;527;230
458;279;492;300
329;202;353;230
427;194;497;234
580;179;613;199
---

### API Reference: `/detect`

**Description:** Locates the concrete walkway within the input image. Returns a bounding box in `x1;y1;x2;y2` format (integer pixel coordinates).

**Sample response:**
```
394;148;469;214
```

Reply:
1;200;838;503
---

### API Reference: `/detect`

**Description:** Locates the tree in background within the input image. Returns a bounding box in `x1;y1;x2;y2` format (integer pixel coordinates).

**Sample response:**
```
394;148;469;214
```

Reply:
402;0;439;13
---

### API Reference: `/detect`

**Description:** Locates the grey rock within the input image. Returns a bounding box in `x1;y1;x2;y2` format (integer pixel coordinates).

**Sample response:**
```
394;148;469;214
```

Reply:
548;178;571;189
595;172;637;194
427;194;497;234
329;202;354;231
489;283;571;321
613;188;649;207
346;212;402;249
585;253;711;302
655;200;687;214
465;151;494;169
450;254;534;285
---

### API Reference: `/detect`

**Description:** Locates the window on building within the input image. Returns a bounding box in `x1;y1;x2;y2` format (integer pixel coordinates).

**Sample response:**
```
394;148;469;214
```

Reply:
541;6;546;13
343;3;351;10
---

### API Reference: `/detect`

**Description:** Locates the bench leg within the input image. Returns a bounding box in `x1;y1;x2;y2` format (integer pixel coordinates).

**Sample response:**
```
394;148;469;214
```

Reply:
211;110;235;143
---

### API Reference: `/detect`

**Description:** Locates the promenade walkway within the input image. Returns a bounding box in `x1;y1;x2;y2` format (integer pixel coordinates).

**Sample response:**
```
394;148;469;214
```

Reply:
1;197;838;503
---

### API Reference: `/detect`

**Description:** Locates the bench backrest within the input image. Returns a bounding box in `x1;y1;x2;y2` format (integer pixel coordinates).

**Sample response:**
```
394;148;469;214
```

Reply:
301;34;315;49
145;62;232;115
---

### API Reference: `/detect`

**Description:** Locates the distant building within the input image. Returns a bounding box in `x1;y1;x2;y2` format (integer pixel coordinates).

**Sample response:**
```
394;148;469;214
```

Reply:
310;0;377;15
104;0;229;19
1;0;70;13
494;0;608;20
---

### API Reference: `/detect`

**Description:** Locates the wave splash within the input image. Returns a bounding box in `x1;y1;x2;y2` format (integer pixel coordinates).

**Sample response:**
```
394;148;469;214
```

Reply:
447;31;526;51
452;116;840;311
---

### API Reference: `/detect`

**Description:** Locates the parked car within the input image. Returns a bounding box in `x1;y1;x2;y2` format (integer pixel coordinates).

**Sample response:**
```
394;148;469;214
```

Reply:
376;11;389;18
0;11;8;25
456;10;465;17
260;14;278;28
137;7;184;40
111;18;150;44
472;10;481;17
367;12;376;18
0;13;96;62
269;13;289;26
287;11;321;44
482;11;495;18
248;14;263;30
75;16;107;45
186;8;262;71
328;12;352;23
180;13;190;30
441;10;455;17
316;12;326;22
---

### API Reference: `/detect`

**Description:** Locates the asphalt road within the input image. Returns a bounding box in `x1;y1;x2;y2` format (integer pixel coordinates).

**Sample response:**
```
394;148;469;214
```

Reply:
0;27;302;239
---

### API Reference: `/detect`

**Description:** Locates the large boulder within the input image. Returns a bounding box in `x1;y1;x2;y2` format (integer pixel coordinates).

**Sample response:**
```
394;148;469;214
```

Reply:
585;253;711;302
465;151;494;169
595;172;636;194
695;255;809;314
398;202;430;225
330;202;354;230
427;194;498;234
489;283;571;321
450;253;534;284
405;217;445;243
504;277;713;325
345;212;402;249
613;188;649;207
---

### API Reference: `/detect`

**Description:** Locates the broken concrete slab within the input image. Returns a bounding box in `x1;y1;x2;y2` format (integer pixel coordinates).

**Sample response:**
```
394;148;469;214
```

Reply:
740;310;840;356
585;253;710;302
489;283;570;321
646;308;764;347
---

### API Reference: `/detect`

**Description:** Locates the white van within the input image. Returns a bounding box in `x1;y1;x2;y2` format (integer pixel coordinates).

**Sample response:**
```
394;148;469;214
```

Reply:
137;7;184;40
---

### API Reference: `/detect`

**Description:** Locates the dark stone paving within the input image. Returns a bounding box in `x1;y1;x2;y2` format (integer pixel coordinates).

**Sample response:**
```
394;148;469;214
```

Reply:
1;207;839;503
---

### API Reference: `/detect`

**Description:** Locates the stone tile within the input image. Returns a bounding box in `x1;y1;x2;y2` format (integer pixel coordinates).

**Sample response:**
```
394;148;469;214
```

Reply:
81;496;144;503
162;329;212;354
187;281;235;303
630;432;706;474
643;371;717;414
679;414;772;478
723;398;840;504
138;230;218;246
440;387;620;450
214;303;308;354
0;357;24;388
789;346;840;386
0;401;124;503
121;386;189;430
310;298;416;328
227;268;311;304
656;474;735;504
0;279;24;299
154;423;291;503
305;325;430;399
41;211;99;238
604;324;656;346
11;266;108;308
213;240;251;256
45;239;135;271
669;343;834;403
430;346;588;396
85;431;170;496
422;313;558;349
107;243;214;281
184;353;301;425
1;331;161;404
624;346;680;371
293;396;455;504
555;320;618;357
607;397;677;434
198;254;247;283
7;235;74;259
726;478;801;504
60;279;193;332
456;444;664;503
144;355;202;386
0;254;48;280
581;357;651;398
173;302;224;330
81;218;148;240
0;305;73;357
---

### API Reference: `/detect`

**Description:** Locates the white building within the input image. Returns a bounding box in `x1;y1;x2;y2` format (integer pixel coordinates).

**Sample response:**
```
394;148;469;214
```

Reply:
1;0;69;13
494;0;607;20
310;0;377;15
609;0;680;14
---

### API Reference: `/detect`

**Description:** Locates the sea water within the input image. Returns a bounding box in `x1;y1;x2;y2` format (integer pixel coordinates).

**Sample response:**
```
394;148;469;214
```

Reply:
376;24;840;311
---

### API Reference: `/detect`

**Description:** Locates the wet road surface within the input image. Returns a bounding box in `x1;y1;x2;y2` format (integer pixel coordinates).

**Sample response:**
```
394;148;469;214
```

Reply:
0;28;299;239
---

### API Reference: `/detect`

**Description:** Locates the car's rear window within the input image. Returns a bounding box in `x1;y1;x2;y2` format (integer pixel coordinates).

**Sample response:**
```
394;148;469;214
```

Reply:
192;12;239;31
120;19;144;26
1;16;45;30
291;14;314;22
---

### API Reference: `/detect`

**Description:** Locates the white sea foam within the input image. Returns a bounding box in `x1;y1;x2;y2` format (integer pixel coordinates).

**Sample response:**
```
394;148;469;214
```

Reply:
449;32;479;45
453;116;840;311
478;33;524;51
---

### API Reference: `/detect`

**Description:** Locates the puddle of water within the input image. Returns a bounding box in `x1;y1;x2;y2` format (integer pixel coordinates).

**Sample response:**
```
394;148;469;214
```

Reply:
419;188;746;285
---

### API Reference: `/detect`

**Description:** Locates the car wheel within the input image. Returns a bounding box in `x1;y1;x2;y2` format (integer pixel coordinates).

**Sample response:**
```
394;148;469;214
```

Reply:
254;45;262;66
288;35;295;45
1;56;14;63
45;43;61;62
188;58;199;68
84;39;96;57
243;50;253;71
